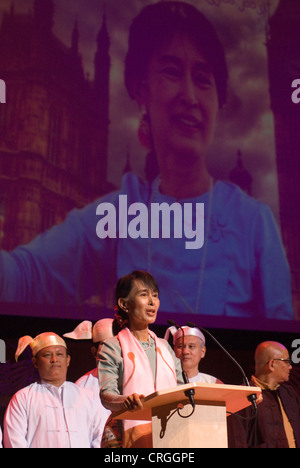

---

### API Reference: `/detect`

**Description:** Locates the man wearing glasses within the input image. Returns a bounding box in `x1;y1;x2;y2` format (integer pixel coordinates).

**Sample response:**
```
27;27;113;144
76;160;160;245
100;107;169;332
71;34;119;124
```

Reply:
228;341;300;448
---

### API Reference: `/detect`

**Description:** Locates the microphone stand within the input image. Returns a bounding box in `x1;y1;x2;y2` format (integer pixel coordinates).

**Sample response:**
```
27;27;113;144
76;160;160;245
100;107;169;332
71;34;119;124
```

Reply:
186;321;257;414
167;319;195;412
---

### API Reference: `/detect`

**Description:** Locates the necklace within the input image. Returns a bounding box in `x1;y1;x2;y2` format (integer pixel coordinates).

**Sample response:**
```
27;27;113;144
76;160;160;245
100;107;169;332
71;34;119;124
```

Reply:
147;175;214;314
140;336;151;351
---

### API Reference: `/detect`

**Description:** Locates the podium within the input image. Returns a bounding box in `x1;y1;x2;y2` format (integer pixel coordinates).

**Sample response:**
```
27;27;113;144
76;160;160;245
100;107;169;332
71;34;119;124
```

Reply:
114;382;261;448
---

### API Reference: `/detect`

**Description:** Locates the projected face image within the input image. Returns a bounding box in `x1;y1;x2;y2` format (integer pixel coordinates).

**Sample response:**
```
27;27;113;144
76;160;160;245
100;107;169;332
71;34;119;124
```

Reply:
138;34;219;167
0;0;296;329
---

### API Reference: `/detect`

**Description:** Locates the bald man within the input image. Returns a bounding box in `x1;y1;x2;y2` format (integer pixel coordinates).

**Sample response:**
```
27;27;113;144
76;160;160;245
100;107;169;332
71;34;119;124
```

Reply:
228;341;300;448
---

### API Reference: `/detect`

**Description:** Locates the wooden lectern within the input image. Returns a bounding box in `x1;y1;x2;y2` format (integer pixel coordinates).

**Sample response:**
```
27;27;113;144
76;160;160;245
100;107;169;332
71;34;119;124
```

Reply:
114;382;261;448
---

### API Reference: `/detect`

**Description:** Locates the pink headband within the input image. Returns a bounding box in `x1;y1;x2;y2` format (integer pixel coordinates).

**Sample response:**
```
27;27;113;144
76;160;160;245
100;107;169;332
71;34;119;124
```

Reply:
15;332;67;361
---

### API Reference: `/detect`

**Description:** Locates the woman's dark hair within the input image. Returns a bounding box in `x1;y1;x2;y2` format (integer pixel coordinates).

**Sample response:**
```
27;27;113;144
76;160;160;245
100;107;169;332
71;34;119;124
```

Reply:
125;1;228;108
114;270;159;328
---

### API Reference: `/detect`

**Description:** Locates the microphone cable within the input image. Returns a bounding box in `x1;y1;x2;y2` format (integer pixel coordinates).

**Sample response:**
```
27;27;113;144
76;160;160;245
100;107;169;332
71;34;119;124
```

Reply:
167;319;195;417
186;321;258;420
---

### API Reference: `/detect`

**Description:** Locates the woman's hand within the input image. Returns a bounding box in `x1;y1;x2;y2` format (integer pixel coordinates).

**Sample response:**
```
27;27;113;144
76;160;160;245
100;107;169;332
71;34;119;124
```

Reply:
123;393;145;411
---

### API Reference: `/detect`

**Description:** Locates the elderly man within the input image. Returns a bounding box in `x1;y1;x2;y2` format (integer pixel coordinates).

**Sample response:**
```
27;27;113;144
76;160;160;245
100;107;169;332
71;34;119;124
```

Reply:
3;332;102;448
165;325;222;383
228;341;300;448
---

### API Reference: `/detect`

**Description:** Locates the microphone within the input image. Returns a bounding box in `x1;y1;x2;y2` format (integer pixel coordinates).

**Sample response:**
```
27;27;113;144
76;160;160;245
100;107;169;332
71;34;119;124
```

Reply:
186;321;257;413
167;319;195;410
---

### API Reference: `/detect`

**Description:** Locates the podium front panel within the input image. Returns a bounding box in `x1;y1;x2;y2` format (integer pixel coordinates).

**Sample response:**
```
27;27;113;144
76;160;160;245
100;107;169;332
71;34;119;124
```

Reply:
152;400;228;448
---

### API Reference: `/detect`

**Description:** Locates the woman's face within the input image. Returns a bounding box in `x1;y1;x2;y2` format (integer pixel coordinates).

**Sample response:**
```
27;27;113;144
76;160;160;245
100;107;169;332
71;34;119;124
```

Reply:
139;34;219;164
121;279;160;330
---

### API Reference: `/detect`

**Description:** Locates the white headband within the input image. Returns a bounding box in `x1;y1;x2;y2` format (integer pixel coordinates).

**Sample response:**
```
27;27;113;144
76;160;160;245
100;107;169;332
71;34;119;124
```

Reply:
164;325;205;346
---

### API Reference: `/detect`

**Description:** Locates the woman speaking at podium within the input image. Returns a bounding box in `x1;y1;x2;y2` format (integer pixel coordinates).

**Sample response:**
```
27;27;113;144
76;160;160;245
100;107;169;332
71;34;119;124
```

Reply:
98;270;183;448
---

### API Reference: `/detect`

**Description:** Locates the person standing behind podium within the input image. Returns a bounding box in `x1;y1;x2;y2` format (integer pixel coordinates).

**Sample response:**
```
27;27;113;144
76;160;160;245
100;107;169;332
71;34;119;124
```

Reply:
165;325;222;384
98;270;183;448
228;341;300;448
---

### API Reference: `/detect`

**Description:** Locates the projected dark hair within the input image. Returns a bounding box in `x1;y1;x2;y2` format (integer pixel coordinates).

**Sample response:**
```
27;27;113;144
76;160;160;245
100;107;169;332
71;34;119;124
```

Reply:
125;1;228;108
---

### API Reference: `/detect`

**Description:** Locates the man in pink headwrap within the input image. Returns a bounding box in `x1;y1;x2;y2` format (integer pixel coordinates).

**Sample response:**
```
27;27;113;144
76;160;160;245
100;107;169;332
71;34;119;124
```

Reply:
3;332;102;448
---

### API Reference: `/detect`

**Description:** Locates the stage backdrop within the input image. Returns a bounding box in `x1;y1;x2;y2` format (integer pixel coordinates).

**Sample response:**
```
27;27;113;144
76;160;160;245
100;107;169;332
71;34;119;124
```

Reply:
0;0;300;334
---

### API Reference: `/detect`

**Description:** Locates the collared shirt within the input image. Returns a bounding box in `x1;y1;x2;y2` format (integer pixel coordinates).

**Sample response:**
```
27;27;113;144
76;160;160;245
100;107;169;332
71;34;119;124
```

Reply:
188;372;220;384
251;375;279;391
4;381;102;448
